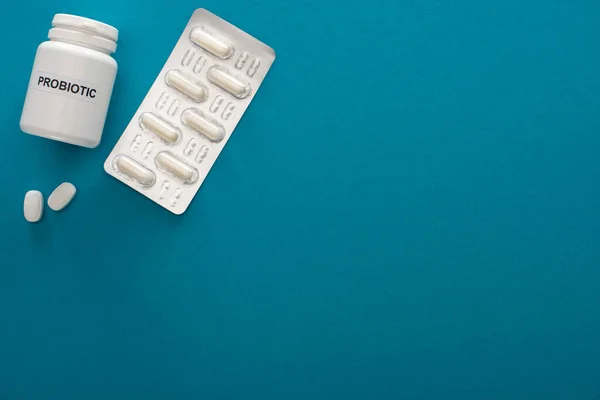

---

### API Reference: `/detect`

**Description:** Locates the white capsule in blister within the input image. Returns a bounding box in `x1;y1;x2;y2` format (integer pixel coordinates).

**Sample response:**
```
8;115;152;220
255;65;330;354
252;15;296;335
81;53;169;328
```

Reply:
139;113;180;144
113;155;156;188
155;152;198;184
165;70;208;102
190;26;234;59
104;9;276;214
207;66;251;99
182;108;225;142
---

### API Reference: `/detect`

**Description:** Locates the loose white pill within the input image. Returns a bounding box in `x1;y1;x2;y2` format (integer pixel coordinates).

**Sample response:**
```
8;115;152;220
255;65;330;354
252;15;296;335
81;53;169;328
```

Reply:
48;182;76;211
24;190;44;223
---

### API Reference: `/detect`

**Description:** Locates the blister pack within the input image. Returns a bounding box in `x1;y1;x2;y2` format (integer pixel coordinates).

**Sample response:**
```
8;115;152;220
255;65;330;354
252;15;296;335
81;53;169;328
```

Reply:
104;9;275;214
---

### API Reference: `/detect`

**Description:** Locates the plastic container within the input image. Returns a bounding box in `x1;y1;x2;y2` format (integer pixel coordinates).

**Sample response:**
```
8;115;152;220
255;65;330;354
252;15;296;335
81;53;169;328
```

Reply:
20;14;119;148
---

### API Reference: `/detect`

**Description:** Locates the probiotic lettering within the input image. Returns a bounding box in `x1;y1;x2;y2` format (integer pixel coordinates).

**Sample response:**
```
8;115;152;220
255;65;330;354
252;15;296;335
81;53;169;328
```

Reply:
37;76;97;98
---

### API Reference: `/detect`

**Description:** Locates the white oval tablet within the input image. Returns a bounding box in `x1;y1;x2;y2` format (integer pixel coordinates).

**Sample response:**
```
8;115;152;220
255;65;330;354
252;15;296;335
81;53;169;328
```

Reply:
48;182;77;211
24;190;44;223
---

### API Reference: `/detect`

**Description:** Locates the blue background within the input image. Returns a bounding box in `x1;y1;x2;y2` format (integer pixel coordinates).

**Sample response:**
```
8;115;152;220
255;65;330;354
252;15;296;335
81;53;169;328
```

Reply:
1;0;599;398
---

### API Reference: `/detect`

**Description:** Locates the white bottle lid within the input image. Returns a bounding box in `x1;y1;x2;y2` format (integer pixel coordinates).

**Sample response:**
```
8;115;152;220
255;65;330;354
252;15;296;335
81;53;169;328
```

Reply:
49;14;118;54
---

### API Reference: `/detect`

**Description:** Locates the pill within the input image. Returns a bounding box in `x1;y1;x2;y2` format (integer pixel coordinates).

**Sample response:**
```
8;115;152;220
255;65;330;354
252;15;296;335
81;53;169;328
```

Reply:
155;152;198;184
24;190;44;223
207;66;251;99
181;108;225;142
103;9;276;215
113;155;156;187
189;26;234;59
48;182;76;211
165;70;208;102
139;113;180;144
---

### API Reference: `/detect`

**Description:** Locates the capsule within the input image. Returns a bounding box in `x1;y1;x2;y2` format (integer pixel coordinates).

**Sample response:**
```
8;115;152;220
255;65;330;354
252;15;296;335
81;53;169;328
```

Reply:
181;108;225;142
165;70;208;102
207;66;251;99
155;152;198;184
189;26;234;59
139;113;180;144
113;155;156;187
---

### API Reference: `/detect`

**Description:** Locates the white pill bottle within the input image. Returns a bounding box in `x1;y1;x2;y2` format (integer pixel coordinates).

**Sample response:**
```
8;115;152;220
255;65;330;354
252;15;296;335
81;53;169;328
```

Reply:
20;14;118;148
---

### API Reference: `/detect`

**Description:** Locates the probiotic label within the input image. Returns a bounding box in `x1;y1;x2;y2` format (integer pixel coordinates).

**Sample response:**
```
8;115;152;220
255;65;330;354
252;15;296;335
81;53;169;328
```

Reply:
33;71;99;102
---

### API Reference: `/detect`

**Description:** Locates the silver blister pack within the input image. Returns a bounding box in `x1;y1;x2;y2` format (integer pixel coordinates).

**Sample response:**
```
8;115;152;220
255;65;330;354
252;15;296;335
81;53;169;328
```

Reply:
104;9;275;214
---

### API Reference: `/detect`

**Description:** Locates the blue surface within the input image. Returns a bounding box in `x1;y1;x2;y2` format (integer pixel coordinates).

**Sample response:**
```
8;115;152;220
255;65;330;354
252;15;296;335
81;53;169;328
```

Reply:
1;0;599;398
